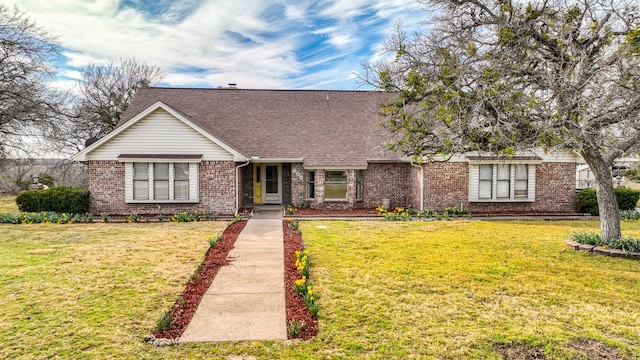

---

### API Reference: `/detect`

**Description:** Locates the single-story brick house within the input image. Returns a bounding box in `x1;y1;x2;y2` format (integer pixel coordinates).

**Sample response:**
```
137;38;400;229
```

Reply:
72;87;578;215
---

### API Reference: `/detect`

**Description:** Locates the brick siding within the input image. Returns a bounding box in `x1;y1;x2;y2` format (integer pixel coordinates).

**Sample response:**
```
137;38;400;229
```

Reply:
421;162;577;214
120;160;576;214
359;163;411;209
87;160;237;215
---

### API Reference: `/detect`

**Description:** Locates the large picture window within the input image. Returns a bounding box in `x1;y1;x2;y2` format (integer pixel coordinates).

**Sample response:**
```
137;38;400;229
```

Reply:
470;162;535;202
126;162;197;203
325;170;348;199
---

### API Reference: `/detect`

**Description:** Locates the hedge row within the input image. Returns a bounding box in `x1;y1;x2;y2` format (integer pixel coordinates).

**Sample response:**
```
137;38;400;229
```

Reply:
577;188;640;215
16;187;90;214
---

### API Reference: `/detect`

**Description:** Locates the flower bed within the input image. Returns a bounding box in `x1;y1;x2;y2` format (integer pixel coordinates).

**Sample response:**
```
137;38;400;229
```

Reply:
283;220;319;339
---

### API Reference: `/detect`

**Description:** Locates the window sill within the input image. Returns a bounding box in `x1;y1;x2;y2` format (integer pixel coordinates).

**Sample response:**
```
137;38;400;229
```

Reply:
324;199;349;202
127;200;199;204
469;198;534;203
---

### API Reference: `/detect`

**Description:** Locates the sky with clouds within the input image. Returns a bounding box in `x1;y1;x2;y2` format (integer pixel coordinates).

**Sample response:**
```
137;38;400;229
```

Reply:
12;0;426;90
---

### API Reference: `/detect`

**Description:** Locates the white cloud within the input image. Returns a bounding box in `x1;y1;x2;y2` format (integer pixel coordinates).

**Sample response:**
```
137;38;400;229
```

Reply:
11;0;427;90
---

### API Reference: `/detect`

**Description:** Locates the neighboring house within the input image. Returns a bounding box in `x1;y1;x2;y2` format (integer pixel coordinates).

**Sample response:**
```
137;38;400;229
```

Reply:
576;164;595;189
72;87;578;215
576;155;640;189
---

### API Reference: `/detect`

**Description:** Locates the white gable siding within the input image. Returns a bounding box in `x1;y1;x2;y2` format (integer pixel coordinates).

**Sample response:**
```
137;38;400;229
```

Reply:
86;108;235;161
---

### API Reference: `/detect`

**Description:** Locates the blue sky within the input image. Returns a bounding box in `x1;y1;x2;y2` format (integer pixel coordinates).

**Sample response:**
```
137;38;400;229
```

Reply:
13;0;425;90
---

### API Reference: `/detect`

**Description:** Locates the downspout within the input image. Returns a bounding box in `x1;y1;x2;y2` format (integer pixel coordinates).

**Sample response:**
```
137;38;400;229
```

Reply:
235;159;251;216
410;161;424;211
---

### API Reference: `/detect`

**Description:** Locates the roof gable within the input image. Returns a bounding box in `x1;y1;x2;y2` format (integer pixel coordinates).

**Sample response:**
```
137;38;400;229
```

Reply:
72;102;245;162
116;88;399;167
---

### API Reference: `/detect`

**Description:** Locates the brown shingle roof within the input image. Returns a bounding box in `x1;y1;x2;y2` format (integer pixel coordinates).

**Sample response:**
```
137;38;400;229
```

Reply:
119;88;400;167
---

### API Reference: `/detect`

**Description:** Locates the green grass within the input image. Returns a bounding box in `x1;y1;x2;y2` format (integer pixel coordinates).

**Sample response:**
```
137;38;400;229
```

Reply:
0;196;18;212
301;220;640;359
1;220;640;359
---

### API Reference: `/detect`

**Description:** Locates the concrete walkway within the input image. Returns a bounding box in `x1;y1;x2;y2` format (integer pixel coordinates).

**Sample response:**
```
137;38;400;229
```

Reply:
179;209;286;342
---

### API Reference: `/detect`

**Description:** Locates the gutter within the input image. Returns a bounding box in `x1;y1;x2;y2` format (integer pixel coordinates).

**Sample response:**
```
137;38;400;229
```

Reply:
410;161;424;211
235;159;252;215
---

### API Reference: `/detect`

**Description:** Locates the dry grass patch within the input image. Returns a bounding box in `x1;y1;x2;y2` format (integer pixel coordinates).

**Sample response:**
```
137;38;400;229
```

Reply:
0;195;18;213
0;221;227;359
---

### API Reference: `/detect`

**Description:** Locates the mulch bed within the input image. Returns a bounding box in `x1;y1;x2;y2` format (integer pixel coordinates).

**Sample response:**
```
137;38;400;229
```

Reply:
152;218;318;340
153;220;247;339
283;220;319;339
287;208;378;217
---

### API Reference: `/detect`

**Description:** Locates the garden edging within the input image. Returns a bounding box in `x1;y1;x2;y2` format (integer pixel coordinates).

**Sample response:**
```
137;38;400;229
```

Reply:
565;240;640;259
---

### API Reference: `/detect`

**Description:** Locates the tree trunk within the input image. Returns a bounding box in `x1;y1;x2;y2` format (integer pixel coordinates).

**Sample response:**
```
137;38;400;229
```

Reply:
581;149;621;241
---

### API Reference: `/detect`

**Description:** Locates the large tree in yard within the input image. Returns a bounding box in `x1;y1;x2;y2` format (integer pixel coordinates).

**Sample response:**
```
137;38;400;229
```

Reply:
363;0;640;241
0;5;62;157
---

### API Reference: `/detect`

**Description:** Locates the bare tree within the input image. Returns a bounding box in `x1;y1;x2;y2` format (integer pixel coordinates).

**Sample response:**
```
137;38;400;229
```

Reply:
0;4;62;157
362;0;640;241
76;58;166;141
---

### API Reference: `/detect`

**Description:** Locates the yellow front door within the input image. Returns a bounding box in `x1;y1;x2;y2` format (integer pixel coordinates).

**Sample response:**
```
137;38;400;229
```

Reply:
253;164;262;204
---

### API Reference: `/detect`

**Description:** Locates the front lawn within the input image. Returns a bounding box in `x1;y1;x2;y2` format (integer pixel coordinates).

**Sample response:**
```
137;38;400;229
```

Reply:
1;220;639;359
302;220;640;359
0;195;18;213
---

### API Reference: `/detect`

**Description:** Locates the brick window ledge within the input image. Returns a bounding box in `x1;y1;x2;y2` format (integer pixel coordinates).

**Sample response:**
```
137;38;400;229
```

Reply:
126;200;200;204
470;199;534;203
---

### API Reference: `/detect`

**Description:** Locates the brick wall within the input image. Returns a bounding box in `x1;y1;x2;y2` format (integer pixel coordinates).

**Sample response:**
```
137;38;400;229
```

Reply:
359;163;411;209
290;163;306;205
240;165;253;207
421;162;577;214
87;160;237;215
282;163;292;205
423;162;469;211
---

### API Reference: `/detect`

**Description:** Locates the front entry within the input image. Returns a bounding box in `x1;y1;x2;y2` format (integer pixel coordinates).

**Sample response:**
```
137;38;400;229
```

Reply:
253;163;282;204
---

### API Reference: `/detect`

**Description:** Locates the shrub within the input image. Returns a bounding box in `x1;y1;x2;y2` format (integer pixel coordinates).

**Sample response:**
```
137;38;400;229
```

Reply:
569;232;603;246
0;211;93;224
621;209;640;221
623;168;640;180
38;173;55;187
288;319;306;338
615;188;640;211
569;232;640;252
171;210;203;222
155;310;172;332
576;189;599;215
16;187;90;214
577;188;640;215
207;234;222;247
607;237;640;252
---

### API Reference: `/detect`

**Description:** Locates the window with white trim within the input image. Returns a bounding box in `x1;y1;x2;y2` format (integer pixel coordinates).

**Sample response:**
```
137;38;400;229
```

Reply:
469;163;536;202
324;170;348;199
133;163;149;200
126;162;198;203
174;163;190;200
154;163;169;200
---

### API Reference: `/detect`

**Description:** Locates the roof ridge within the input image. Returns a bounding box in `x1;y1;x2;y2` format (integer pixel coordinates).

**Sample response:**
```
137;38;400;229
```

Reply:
144;87;383;93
